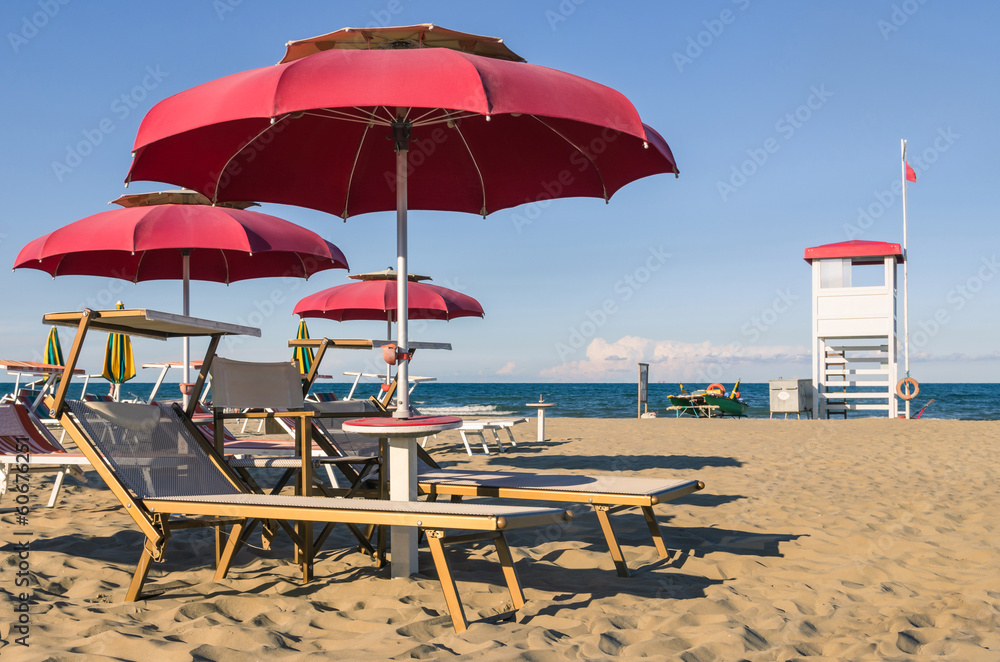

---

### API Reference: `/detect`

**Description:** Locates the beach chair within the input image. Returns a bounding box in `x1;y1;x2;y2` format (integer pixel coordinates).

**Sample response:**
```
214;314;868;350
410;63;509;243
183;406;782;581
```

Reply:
53;398;572;632
0;403;88;508
301;411;704;577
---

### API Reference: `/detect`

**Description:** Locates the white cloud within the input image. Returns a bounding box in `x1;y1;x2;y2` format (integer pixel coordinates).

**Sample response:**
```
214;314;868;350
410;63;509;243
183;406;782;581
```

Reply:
540;336;810;381
497;361;516;375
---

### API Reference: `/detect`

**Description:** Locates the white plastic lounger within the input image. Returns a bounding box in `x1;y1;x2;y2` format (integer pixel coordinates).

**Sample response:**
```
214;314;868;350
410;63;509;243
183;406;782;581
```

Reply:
0;403;88;508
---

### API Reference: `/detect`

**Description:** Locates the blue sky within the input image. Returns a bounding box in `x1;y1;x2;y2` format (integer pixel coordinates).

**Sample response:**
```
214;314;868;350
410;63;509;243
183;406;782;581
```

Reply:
2;1;997;384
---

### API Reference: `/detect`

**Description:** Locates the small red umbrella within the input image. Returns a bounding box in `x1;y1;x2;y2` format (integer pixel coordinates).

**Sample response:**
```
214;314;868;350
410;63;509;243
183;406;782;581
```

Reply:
294;268;484;324
294;268;483;388
14;192;349;386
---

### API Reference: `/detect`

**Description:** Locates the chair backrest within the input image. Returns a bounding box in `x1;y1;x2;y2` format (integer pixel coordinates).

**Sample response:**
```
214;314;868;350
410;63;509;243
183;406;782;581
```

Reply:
0;403;65;454
66;400;239;499
210;358;304;409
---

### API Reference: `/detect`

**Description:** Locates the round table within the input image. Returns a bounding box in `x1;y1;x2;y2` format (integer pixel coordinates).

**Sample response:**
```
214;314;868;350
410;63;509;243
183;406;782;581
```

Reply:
342;415;462;578
525;399;556;442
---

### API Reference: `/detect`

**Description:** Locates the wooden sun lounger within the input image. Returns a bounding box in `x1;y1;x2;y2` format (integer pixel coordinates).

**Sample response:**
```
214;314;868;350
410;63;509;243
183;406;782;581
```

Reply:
290;403;706;577
54;398;571;633
418;470;703;577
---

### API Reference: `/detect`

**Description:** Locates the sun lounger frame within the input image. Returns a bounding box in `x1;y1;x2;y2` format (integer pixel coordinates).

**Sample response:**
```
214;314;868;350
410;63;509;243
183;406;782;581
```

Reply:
39;311;572;632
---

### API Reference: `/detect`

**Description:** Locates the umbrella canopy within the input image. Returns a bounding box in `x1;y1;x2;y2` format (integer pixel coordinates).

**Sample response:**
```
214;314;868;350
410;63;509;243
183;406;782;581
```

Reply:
293;319;314;375
102;302;136;397
14;203;348;284
44;327;64;366
280;23;525;64
125;46;677;219
294;270;484;322
14;196;349;392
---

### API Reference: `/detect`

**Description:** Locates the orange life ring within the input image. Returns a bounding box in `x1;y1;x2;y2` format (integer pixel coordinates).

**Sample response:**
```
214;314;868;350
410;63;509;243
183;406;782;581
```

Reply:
707;383;725;395
896;378;919;400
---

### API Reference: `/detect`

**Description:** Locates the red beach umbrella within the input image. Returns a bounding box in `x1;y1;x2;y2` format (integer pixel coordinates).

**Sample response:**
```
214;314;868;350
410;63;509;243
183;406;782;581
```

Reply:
294;268;484;323
124;25;679;420
14;192;349;386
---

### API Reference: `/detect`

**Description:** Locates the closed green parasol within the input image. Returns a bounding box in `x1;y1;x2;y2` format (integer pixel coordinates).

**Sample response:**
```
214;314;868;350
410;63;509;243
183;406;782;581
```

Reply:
293;319;314;375
102;302;136;399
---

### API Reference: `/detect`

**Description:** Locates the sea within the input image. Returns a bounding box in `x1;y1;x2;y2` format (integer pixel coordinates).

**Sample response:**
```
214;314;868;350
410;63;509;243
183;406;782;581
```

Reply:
8;381;998;420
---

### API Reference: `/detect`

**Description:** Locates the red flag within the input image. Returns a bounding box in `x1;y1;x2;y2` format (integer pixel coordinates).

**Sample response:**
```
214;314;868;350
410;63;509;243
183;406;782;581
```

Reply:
905;162;917;182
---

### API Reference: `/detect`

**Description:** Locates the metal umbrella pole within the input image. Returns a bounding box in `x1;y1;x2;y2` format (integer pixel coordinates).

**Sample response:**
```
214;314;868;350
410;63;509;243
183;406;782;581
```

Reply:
391;112;418;576
182;249;191;409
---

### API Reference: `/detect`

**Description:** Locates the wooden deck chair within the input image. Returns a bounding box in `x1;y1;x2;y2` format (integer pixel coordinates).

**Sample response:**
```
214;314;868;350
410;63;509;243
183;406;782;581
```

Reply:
53;398;571;632
305;409;704;578
0;403;89;508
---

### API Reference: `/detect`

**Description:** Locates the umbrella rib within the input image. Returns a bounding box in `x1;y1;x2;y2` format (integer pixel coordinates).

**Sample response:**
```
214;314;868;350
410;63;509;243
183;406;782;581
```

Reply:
447;116;488;217
306;107;392;126
529;115;609;202
342;120;374;219
213;117;294;203
221;249;231;285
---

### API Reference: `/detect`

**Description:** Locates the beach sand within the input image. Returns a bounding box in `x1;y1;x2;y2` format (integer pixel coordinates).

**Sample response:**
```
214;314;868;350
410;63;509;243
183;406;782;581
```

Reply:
3;417;999;660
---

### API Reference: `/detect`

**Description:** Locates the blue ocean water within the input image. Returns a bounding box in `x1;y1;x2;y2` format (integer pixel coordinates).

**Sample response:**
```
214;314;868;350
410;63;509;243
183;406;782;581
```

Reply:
8;381;996;420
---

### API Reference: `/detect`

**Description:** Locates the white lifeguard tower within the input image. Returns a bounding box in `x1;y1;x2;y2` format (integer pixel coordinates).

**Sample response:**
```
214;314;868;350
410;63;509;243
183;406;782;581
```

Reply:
805;240;904;418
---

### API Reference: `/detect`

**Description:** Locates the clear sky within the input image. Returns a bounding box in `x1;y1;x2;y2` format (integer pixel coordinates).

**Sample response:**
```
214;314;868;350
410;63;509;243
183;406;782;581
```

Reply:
2;1;997;383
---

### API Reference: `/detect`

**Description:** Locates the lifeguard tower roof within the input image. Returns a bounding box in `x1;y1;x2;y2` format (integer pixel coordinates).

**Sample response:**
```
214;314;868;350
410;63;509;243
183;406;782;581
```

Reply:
803;240;904;264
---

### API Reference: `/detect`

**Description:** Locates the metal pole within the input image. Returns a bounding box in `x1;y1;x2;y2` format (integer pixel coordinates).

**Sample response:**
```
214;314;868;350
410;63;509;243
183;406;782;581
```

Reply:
390;112;417;579
182;249;191;410
901;140;911;419
393;114;411;420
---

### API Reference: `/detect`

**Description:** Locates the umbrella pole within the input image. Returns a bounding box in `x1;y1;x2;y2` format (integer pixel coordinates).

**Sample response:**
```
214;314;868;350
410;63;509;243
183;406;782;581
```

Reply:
182;249;191;408
393;116;411;421
387;312;393;388
390;113;417;579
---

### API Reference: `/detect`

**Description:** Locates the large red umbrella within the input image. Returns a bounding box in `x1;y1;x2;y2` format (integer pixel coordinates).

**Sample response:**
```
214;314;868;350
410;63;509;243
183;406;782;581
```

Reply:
15;193;349;386
125;30;678;419
124;27;677;577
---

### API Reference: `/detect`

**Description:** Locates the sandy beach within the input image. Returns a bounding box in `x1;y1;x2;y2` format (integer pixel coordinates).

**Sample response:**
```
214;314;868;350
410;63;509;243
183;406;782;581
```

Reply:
3;417;999;660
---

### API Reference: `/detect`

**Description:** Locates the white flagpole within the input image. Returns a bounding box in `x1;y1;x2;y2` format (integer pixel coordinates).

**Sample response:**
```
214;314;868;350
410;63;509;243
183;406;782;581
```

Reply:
901;139;911;419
